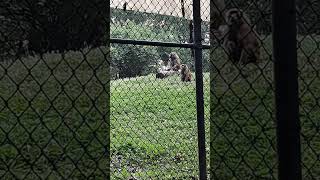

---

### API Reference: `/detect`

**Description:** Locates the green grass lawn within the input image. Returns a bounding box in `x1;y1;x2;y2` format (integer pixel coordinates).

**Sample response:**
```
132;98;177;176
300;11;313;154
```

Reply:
110;35;320;179
0;49;110;179
0;35;319;180
111;73;210;179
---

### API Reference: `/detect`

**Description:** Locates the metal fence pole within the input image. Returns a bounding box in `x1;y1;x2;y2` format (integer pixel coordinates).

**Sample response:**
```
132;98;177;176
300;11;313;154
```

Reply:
192;0;207;179
107;0;111;178
272;0;302;179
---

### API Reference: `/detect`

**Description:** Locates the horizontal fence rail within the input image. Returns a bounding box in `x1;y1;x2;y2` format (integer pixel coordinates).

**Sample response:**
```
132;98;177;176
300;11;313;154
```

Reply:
110;38;211;49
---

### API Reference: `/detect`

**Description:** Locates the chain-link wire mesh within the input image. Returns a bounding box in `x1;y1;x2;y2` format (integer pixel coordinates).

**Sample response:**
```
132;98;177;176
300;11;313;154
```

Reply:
209;0;276;178
1;0;318;179
110;3;188;43
210;0;319;179
110;45;207;179
0;1;110;179
110;0;211;179
297;0;320;179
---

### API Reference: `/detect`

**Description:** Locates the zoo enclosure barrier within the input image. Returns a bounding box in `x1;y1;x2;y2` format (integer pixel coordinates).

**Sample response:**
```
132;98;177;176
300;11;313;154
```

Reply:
0;0;318;179
111;0;317;179
110;0;208;179
1;0;111;179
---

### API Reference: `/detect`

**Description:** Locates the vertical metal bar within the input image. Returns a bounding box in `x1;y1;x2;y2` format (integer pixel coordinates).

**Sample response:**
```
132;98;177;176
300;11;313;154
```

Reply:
181;0;186;18
272;0;302;179
189;20;195;57
106;0;111;179
192;0;207;179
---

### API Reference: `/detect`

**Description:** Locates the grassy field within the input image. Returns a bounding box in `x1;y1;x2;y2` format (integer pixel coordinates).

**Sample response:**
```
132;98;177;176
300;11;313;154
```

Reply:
110;36;320;179
0;35;319;179
0;49;110;179
111;73;211;179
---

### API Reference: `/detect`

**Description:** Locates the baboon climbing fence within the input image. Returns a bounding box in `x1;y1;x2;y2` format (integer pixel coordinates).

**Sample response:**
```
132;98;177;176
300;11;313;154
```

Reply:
0;0;319;179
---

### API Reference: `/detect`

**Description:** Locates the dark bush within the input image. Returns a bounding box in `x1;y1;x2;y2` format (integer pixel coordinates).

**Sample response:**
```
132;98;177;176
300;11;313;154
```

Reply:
0;0;108;55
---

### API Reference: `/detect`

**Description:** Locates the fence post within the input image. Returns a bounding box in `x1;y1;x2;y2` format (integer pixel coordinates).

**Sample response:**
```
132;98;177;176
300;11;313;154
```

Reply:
106;0;111;179
272;0;302;179
192;0;207;179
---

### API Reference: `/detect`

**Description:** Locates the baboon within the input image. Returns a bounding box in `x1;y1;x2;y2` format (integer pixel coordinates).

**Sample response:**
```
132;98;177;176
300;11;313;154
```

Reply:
157;59;170;71
157;52;171;71
156;71;166;79
213;25;229;43
224;37;242;63
156;69;176;79
223;8;260;65
180;64;192;82
169;52;182;71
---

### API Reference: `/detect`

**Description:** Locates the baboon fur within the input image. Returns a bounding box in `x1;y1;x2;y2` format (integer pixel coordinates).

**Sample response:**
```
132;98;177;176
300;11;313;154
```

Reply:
156;69;177;79
180;64;192;82
223;8;260;65
156;72;166;79
169;52;182;71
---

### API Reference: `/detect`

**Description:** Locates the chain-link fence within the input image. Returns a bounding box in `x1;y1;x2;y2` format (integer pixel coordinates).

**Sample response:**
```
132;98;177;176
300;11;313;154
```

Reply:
109;0;275;179
0;1;110;179
111;0;319;179
297;0;320;179
210;0;319;179
209;1;276;179
1;0;319;179
110;0;209;178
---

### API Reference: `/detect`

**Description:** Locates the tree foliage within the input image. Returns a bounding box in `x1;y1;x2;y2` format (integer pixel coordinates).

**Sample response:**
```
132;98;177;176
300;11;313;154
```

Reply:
1;0;319;78
0;0;108;55
225;0;319;35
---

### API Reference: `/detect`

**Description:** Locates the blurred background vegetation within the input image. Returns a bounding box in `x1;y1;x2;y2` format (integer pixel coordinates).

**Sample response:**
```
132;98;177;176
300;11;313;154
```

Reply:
1;0;319;78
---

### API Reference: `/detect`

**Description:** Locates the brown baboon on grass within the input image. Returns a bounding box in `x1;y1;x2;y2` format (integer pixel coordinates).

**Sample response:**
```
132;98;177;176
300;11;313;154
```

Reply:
156;70;176;79
180;64;192;82
156;71;165;79
169;52;182;71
